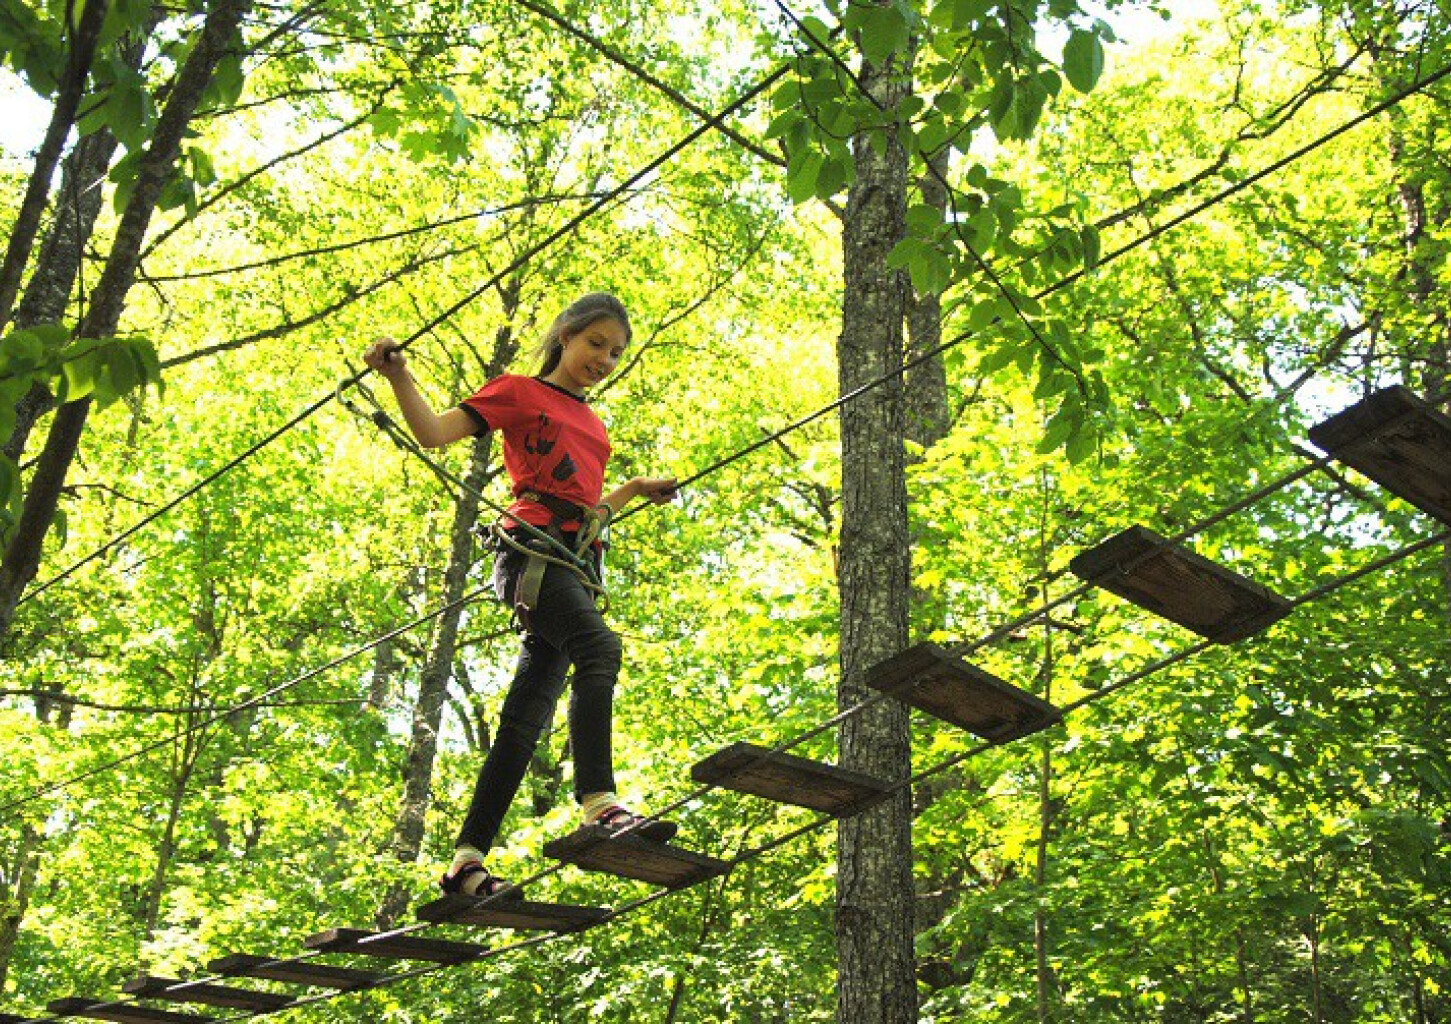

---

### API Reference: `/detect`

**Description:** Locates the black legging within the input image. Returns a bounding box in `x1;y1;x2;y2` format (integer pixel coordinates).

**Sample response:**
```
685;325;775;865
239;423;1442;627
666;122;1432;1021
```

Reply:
455;541;620;853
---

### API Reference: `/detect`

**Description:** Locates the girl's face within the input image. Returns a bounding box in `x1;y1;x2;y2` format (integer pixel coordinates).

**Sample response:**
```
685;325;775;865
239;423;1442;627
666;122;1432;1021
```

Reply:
551;316;628;394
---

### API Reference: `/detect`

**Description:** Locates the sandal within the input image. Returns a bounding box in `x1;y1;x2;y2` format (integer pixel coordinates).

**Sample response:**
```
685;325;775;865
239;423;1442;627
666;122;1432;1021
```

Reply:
439;860;524;901
594;805;678;844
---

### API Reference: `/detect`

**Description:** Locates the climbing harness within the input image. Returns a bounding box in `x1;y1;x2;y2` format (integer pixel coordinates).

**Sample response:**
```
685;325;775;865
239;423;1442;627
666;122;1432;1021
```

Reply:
336;373;609;631
491;489;611;632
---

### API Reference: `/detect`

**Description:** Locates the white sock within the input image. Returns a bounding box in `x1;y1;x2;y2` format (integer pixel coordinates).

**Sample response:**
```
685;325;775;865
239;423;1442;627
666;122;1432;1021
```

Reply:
580;791;619;823
450;846;484;874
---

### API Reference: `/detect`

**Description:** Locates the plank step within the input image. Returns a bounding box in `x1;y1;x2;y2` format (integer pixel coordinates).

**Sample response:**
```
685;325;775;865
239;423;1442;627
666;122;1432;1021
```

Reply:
864;642;1061;741
121;976;292;1014
417;893;612;933
1308;385;1451;526
303;927;487;965
543;824;730;889
1069;525;1291;643
46;998;214;1024
208;953;380;991
691;741;893;816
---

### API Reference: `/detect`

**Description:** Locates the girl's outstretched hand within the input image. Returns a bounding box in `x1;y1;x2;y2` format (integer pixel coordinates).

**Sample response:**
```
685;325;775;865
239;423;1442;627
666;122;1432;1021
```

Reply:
635;477;679;505
363;336;406;378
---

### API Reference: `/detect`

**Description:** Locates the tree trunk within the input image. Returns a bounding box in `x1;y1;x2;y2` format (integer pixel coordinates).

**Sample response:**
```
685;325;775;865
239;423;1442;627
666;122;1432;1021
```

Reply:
835;42;916;1024
1032;478;1057;1023
0;0;110;326
141;722;201;945
375;297;521;928
375;435;493;928
6;132;123;463
0;822;42;992
1379;58;1451;631
0;0;254;636
905;147;951;453
0;690;73;985
5;22;144;464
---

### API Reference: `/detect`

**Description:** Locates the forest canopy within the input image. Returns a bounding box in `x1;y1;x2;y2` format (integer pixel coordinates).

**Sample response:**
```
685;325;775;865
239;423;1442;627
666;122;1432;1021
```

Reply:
0;0;1447;1021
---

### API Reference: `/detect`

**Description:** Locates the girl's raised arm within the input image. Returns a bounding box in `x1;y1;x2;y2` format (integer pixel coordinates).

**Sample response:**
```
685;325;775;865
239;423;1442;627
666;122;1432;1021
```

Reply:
600;476;678;518
363;338;479;449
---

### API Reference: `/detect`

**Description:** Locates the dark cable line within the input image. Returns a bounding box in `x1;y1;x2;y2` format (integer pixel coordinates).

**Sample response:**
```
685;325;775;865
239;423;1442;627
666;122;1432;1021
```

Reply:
5;0;1441;853
7;19;1450;1024
26;40;1449;600
16;62;793;608
10;40;1430;819
14;526;1443;1024
0;585;491;817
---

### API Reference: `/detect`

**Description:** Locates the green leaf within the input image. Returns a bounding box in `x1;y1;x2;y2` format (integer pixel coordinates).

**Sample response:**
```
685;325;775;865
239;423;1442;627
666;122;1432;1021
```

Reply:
203;50;246;110
906;203;942;235
1065;424;1096;464
764;108;802;141
967;296;999;330
1063;29;1105;93
951;0;993;29
786;146;824;205
1036;409;1075;453
1081;224;1101;268
61;350;97;402
905;241;952;296
987;77;1019;140
814;153;852;199
0;382;18;441
0;327;44;372
858;4;910;68
977;342;1018;374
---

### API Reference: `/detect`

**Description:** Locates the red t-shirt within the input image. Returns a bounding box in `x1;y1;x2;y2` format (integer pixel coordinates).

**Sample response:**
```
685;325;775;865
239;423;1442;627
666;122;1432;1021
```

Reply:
459;375;610;530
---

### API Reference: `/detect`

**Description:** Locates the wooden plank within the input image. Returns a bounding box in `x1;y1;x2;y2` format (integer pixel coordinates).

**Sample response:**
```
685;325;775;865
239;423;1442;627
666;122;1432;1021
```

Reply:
121;977;291;1014
46;998;214;1024
1069;525;1291;643
0;1013;44;1023
1308;385;1451;526
864;643;1062;741
208;953;380;992
303;927;487;964
691;741;893;816
543;824;731;889
417;893;612;933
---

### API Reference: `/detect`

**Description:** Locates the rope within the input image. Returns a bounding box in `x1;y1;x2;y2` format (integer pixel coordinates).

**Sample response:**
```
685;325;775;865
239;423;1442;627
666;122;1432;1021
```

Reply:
17;524;1444;1024
15;60;793;607
5;0;1445;849
0;585;492;818
611;55;1451;524
334;373;603;585
6;17;1450;1022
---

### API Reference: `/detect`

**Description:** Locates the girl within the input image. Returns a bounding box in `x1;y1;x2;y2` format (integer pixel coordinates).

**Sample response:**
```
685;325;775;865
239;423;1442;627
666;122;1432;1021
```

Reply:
363;291;679;900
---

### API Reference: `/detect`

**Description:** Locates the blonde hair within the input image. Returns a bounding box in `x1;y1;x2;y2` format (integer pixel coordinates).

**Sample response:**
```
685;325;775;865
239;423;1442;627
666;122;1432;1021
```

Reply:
535;292;632;376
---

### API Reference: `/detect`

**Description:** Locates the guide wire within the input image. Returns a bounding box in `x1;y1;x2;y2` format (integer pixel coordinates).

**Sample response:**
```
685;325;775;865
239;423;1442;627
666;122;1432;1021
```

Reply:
612;55;1451;525
17;60;794;608
7;21;1451;1024
0;585;492;818
13;526;1444;1024
5;11;1445;860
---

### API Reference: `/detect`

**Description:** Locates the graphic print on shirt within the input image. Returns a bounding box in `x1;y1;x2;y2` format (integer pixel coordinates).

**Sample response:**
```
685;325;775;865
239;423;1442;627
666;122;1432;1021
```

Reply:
552;453;578;483
523;411;577;484
524;412;558;458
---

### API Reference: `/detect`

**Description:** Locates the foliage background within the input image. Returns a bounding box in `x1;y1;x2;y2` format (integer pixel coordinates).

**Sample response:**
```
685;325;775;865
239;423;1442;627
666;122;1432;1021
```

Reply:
1;0;1447;1021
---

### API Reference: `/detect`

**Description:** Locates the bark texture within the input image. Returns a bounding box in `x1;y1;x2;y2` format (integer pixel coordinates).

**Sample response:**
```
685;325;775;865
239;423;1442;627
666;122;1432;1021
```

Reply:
0;0;110;326
375;300;520;928
0;0;253;635
835;47;917;1024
